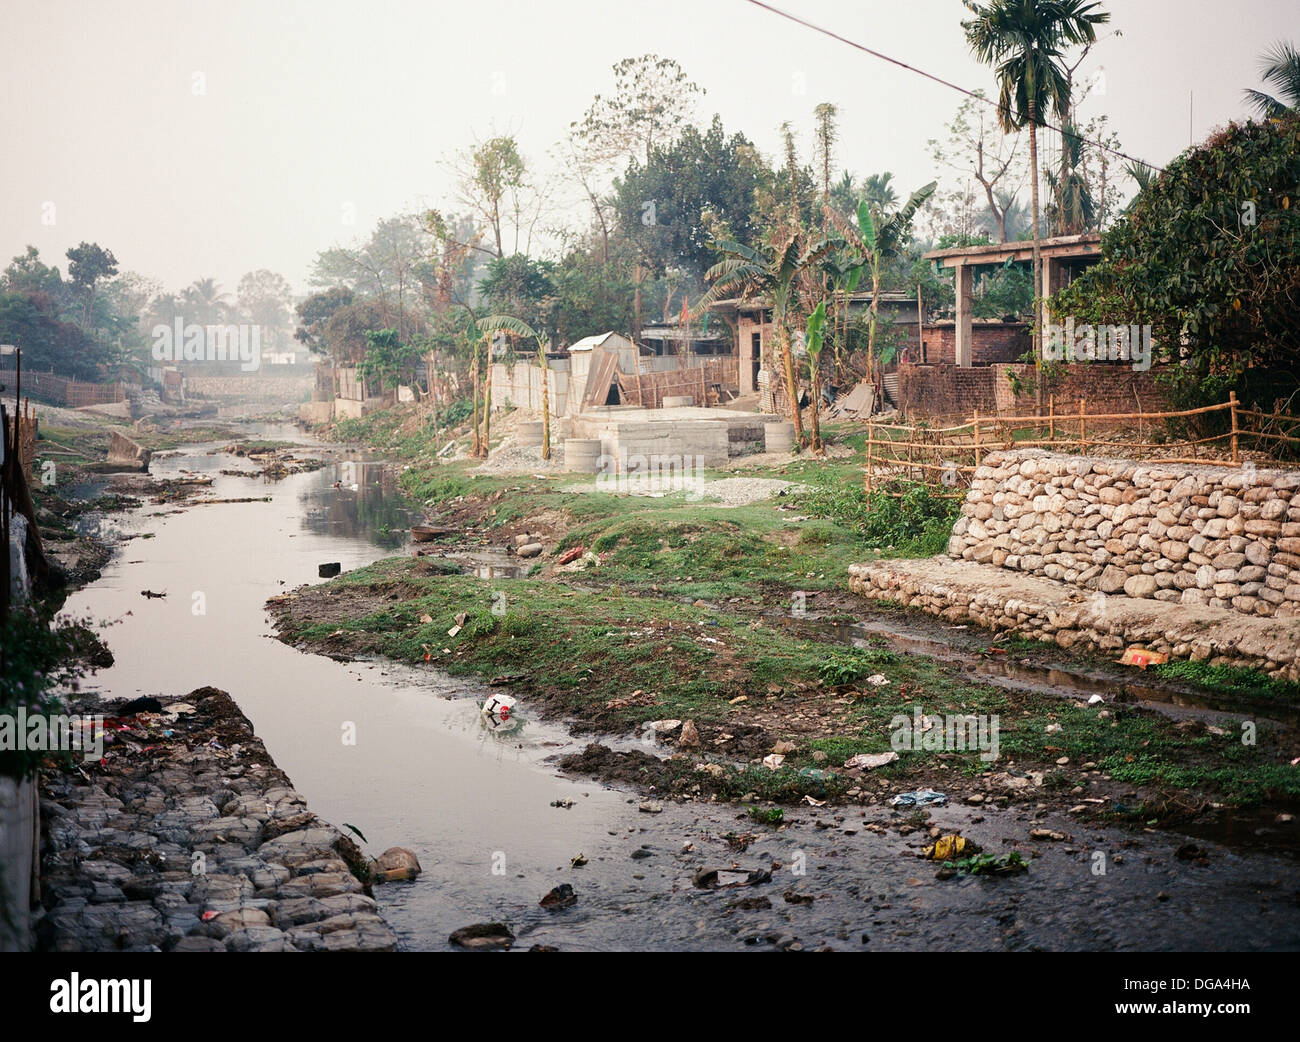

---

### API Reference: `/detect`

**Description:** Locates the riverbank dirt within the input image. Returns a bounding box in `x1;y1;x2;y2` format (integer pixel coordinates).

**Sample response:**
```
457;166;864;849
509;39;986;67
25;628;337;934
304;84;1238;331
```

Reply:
259;413;1299;849
268;555;1300;848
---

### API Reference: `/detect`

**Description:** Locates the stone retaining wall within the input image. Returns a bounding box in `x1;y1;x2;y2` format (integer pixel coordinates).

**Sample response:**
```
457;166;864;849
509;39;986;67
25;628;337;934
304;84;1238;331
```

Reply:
185;370;313;404
38;688;398;952
948;449;1300;620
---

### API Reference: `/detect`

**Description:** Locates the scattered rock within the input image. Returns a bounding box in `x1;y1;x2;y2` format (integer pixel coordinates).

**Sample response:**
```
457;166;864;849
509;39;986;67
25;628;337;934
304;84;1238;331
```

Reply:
540;884;578;909
449;923;515;949
371;847;421;883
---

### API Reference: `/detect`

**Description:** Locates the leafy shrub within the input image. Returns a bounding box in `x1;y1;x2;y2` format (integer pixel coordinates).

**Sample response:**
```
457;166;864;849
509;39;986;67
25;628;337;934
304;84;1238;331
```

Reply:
795;479;961;556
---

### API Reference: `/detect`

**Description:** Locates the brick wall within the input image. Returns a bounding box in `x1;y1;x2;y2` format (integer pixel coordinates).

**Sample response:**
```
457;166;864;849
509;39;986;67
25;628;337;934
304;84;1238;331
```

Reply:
1000;363;1172;417
912;321;1030;366
898;361;1173;420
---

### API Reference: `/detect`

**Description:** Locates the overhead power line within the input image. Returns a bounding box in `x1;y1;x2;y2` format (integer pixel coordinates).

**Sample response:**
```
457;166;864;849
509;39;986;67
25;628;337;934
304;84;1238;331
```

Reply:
742;0;1167;175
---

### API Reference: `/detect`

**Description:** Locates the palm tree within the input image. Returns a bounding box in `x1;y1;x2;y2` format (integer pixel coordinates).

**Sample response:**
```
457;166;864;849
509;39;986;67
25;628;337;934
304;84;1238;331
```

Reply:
1043;120;1095;233
860;172;899;211
1120;160;1156;216
829;171;858;221
963;0;1109;383
183;277;231;326
977;188;1032;242
696;233;835;445
479;314;553;460
1244;40;1300;119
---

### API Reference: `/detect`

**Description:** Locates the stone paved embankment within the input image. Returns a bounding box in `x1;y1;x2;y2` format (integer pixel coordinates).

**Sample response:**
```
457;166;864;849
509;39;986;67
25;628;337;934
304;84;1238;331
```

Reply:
37;687;397;952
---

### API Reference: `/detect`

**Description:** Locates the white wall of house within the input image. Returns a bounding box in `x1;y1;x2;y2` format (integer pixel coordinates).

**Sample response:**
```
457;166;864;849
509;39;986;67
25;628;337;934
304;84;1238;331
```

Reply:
489;363;570;415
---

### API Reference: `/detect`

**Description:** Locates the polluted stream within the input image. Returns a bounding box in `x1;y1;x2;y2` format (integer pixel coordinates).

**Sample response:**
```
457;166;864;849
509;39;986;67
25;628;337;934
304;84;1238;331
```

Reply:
59;433;1300;951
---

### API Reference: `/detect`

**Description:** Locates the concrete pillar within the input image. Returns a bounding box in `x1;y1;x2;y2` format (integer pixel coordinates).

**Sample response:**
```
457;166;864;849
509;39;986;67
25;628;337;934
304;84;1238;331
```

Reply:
955;263;973;367
1041;256;1060;332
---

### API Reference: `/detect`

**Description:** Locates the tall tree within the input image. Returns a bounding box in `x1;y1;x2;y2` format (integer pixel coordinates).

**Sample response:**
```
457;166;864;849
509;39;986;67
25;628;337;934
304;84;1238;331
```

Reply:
65;242;118;330
295;288;354;356
963;0;1110;382
813;103;839;208
930;92;1026;242
309;215;434;341
237;270;294;350
575;54;704;167
860;173;900;211
3;246;65;300
1244;40;1300;119
464;136;528;259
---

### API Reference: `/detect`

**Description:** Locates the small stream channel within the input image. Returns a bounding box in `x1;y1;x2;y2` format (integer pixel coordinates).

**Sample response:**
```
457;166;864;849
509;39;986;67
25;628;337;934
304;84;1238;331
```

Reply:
55;426;1300;951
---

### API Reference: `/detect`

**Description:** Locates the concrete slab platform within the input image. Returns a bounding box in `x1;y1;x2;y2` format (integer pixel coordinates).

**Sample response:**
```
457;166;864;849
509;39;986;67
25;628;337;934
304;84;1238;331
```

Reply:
848;555;1300;679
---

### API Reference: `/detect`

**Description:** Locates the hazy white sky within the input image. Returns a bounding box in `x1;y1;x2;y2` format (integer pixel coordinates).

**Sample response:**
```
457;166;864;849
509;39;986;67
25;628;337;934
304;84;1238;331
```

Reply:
2;0;1293;297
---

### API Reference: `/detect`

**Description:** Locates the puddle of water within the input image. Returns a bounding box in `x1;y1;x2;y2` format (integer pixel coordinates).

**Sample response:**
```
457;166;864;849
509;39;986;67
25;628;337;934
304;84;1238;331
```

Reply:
770;613;1298;728
435;547;529;580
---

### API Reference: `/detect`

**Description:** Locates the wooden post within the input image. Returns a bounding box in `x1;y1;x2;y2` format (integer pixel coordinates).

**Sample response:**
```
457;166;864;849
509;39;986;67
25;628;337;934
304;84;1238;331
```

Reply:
1048;394;1055;444
430;349;440;460
865;421;874;493
1229;390;1240;463
700;362;708;408
1079;396;1087;456
916;285;925;363
973;408;982;470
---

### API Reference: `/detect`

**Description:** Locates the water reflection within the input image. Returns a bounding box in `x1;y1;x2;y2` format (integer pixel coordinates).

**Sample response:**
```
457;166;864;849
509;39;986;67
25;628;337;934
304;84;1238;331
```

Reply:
300;461;417;549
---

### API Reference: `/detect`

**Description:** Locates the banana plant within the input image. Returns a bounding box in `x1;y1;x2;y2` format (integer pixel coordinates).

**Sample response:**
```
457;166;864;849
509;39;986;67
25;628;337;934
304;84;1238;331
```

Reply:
818;253;864;385
825;181;936;406
805;300;828;454
454;308;488;458
479;314;552;460
695;232;837;446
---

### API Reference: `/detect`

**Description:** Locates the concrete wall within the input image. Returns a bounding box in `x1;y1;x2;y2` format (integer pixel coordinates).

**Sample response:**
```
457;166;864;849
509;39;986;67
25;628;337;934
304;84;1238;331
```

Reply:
334;397;388;420
568;407;779;469
489;363;570;416
185;370;314;405
298;400;334;425
107;431;151;471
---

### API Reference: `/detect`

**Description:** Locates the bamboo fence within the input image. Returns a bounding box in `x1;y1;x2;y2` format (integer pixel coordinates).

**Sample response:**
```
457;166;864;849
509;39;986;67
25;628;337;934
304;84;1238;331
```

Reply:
864;392;1300;496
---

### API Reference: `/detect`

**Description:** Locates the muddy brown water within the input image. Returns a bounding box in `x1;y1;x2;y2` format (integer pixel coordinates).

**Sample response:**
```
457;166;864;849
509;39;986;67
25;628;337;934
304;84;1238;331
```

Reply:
57;429;1300;950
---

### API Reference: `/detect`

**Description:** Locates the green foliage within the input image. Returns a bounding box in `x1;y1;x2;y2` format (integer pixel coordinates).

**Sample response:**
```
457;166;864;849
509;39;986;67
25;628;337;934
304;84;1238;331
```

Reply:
294;287;354;355
358;328;424;390
615;115;770;279
1243;40;1300;119
1053;116;1300;407
817;646;900;686
945;851;1028;876
1152;660;1300;701
962;0;1110;136
0;608;88;781
747;806;785;826
794;479;961;555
